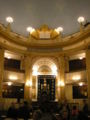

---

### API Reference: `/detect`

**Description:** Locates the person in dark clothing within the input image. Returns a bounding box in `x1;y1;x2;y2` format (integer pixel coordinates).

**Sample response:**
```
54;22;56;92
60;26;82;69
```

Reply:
71;105;79;120
59;100;70;120
83;100;88;113
82;100;88;120
7;102;18;119
18;101;30;120
33;109;42;120
39;91;50;113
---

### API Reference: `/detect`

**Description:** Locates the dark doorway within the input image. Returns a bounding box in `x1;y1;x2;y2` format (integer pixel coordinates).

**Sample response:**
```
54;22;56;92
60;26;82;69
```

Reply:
38;75;56;101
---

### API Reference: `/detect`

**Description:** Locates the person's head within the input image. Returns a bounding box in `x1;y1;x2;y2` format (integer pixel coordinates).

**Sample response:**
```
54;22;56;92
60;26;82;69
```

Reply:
56;114;62;120
62;111;68;119
83;99;87;104
11;102;15;108
33;110;42;120
24;101;28;106
73;105;77;110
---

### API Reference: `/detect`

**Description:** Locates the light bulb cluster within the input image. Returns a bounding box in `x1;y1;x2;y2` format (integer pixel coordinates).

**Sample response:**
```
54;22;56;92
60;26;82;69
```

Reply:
5;16;85;35
26;27;35;33
55;27;63;34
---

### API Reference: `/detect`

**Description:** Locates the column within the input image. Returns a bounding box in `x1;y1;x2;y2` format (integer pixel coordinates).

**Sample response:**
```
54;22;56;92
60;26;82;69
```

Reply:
32;76;37;100
64;56;69;73
0;49;4;98
86;49;90;110
24;55;32;101
58;55;66;100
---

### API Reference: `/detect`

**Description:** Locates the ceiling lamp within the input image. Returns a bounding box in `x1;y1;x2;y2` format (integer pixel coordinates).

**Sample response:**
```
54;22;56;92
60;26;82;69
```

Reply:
26;27;35;34
6;16;13;23
77;16;85;23
55;27;63;34
77;16;85;32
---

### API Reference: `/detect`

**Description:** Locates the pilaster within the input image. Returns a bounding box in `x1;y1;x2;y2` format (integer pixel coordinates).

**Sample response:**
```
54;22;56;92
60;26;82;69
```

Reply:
0;48;4;98
58;55;66;100
24;55;32;101
86;49;90;110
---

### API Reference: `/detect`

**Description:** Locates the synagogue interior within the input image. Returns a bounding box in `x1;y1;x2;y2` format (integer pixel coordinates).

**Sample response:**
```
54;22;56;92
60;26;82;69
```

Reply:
0;0;90;119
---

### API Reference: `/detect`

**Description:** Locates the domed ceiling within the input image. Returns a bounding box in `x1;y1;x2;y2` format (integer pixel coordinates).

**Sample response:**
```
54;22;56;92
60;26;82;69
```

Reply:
0;0;90;36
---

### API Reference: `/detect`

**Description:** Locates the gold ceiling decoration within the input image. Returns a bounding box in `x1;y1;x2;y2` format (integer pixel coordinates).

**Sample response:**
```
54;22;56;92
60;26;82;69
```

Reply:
31;24;59;40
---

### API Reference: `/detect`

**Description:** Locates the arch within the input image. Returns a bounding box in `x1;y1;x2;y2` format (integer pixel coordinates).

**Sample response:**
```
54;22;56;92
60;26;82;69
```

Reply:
32;57;58;75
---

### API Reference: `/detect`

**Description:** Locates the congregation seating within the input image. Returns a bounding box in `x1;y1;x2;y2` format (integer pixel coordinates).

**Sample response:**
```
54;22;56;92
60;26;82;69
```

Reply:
0;100;90;120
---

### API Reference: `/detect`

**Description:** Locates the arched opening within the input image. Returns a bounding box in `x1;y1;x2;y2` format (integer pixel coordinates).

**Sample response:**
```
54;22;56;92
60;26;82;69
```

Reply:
32;58;58;101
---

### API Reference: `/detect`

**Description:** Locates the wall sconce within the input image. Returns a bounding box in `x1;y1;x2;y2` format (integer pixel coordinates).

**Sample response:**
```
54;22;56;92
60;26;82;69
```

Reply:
79;82;84;86
51;65;57;75
26;80;32;87
9;75;18;81
79;57;83;60
8;82;12;86
58;81;65;87
33;65;38;71
72;75;81;81
7;56;11;59
32;65;38;76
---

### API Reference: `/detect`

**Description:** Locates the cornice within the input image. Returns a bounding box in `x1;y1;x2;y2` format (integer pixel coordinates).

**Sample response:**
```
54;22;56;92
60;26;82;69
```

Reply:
0;23;90;55
0;23;90;49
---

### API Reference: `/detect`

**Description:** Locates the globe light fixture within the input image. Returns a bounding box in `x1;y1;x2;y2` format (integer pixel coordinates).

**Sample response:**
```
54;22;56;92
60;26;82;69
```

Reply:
26;27;35;34
77;16;85;23
55;27;63;34
6;16;13;23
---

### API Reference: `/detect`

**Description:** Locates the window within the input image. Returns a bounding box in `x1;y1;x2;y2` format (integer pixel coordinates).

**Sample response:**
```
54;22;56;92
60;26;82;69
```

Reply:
73;85;88;99
2;84;24;98
4;58;21;70
69;58;86;71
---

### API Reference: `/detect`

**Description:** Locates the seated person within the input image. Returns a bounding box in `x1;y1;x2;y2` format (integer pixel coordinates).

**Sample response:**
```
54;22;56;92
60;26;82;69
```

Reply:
7;102;18;119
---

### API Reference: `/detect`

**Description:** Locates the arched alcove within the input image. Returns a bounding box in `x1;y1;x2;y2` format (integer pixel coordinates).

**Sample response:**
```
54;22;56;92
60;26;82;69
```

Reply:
32;57;58;101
